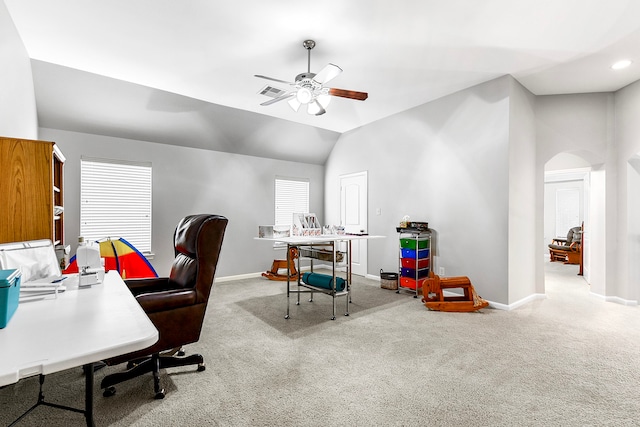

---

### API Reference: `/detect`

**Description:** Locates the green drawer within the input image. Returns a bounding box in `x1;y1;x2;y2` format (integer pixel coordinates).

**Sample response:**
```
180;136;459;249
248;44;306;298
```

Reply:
400;238;429;249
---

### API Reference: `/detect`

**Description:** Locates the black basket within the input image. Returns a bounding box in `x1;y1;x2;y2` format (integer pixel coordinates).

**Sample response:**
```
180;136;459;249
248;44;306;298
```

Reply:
380;269;398;290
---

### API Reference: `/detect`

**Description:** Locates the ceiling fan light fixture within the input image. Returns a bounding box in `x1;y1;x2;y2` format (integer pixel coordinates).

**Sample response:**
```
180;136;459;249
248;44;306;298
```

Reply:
307;100;325;116
296;87;313;104
288;98;301;112
317;94;331;109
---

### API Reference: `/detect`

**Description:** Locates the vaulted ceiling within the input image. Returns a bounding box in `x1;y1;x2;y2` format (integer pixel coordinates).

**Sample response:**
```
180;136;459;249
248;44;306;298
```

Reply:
6;0;640;164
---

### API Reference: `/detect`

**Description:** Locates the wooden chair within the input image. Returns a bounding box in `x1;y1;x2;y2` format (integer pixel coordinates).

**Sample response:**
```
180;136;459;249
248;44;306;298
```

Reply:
548;224;583;265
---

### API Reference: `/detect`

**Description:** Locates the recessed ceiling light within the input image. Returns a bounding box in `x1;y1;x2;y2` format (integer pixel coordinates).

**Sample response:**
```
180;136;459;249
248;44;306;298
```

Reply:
611;60;632;70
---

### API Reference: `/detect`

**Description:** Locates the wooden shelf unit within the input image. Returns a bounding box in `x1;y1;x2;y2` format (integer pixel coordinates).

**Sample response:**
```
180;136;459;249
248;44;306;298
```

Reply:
0;137;65;246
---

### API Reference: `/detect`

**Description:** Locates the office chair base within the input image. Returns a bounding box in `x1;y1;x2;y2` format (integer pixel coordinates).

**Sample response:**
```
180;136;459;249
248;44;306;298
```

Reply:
101;352;205;398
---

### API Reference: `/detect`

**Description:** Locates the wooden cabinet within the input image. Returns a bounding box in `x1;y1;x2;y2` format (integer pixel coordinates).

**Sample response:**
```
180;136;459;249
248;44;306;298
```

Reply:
0;137;65;246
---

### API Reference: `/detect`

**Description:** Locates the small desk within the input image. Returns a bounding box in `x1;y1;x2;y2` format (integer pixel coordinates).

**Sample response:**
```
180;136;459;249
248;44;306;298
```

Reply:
0;271;158;426
256;235;384;319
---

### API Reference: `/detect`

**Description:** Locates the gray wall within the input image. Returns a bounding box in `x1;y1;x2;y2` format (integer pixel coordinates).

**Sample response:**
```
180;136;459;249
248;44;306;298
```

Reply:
615;79;640;302
0;2;37;139
40;127;325;278
325;76;511;304
507;78;538;302
535;92;613;297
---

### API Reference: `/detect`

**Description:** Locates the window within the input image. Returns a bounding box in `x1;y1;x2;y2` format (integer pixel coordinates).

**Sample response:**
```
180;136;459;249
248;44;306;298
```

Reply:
275;177;309;227
80;158;152;253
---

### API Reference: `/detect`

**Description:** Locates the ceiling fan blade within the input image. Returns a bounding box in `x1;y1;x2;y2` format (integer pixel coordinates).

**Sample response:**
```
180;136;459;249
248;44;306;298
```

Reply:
260;93;294;106
254;75;295;85
328;88;368;101
312;63;342;84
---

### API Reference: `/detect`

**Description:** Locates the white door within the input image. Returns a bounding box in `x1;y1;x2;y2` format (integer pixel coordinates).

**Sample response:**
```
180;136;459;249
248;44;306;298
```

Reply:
340;172;368;276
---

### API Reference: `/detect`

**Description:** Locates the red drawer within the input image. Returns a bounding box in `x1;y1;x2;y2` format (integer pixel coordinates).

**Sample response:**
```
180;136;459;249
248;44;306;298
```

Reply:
399;277;423;290
401;258;430;269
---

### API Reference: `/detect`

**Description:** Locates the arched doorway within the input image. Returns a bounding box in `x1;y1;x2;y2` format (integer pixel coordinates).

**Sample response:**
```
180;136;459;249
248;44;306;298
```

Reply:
543;152;592;293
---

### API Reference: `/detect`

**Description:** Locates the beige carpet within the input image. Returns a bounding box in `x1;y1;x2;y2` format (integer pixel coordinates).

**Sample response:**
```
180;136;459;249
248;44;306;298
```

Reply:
2;262;640;426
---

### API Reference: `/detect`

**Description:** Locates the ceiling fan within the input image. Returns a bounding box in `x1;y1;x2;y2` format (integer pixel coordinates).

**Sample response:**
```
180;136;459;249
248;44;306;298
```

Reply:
255;40;368;116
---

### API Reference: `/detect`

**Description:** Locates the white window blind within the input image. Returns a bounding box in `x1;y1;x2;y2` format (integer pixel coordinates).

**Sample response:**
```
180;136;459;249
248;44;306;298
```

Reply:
275;177;309;226
81;158;152;253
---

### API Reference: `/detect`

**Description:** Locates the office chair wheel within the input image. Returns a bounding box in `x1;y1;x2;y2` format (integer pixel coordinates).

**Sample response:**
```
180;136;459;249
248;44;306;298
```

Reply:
177;348;186;357
197;363;206;372
103;386;116;397
154;389;165;400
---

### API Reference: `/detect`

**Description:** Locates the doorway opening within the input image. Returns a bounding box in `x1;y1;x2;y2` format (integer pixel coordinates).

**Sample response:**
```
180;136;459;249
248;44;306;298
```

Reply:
543;153;591;294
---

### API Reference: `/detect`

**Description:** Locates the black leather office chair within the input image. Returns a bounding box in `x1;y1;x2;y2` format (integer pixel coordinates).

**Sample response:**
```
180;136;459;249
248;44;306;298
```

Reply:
101;214;227;399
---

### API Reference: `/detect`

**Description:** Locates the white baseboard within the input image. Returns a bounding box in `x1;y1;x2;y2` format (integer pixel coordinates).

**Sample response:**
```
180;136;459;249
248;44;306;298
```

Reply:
590;291;638;306
488;293;547;311
216;266;321;283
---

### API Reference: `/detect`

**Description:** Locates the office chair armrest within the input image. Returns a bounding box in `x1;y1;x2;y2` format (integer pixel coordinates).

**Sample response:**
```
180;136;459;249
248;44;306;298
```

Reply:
136;289;197;314
125;277;173;296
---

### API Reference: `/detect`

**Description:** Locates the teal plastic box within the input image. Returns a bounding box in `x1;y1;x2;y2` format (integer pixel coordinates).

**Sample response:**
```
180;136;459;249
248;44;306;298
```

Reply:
0;269;21;328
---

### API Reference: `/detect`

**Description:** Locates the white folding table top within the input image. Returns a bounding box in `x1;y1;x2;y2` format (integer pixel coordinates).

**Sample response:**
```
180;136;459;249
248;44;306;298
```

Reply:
0;271;158;387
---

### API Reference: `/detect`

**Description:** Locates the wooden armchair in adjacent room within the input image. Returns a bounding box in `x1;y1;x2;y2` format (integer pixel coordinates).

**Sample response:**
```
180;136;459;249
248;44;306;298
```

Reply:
100;214;228;399
548;224;583;265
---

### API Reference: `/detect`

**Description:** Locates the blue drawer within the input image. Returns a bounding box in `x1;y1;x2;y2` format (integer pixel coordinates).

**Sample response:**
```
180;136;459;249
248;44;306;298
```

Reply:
400;248;429;259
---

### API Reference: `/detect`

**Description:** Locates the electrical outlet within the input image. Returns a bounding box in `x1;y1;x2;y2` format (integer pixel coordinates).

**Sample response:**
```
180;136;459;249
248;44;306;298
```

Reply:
438;267;445;276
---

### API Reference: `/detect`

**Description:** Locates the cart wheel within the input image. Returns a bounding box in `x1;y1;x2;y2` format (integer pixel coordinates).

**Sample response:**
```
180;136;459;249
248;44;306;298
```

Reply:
413;295;418;298
285;314;290;319
103;386;116;397
331;316;336;320
344;313;349;316
296;301;300;305
308;298;313;303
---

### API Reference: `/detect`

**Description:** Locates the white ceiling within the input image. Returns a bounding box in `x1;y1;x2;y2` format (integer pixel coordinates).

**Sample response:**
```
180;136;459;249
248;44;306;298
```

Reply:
5;0;640;162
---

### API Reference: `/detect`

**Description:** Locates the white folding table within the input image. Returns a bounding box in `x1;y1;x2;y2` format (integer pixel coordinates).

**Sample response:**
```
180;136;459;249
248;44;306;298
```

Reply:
0;271;158;426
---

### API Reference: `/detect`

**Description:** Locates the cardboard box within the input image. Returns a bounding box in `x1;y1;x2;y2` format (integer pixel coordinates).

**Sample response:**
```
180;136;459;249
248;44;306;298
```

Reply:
0;269;21;328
